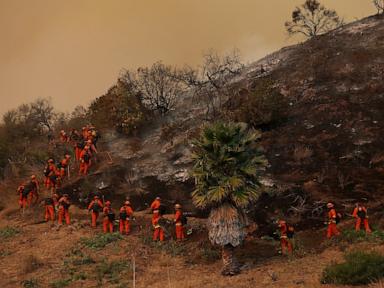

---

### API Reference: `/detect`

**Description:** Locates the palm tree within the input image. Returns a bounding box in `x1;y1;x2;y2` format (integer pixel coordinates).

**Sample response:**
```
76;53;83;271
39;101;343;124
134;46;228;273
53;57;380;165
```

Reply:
191;122;267;276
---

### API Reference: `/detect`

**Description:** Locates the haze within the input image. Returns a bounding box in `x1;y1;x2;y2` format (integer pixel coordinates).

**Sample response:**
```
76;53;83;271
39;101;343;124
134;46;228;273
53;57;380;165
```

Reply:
0;0;374;116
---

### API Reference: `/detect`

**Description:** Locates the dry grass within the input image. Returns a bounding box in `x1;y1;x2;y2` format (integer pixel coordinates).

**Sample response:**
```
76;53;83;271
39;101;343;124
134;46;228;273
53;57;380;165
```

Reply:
22;255;43;274
293;145;313;163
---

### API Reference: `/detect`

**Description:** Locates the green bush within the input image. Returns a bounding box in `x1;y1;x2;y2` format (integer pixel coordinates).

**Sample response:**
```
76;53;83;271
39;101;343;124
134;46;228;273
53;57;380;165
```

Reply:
22;279;39;288
95;260;131;284
321;251;384;285
0;226;20;239
80;233;122;249
49;279;71;288
342;229;384;244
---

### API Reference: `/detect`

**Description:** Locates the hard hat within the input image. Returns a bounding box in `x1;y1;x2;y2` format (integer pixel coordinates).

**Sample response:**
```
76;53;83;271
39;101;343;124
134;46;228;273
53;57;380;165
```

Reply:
84;146;90;150
82;127;86;130
63;194;69;198
326;202;334;208
87;140;92;144
106;201;111;205
124;201;130;206
31;175;36;179
156;197;161;200
48;159;54;163
65;154;71;159
94;195;99;199
53;193;58;198
61;130;65;133
175;204;181;209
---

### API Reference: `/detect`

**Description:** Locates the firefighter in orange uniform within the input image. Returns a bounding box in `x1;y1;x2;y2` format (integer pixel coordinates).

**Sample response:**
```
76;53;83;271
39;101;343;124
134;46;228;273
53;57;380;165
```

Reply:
17;183;29;210
88;195;103;228
59;154;71;178
119;201;134;235
58;194;71;225
29;175;40;205
174;204;185;240
103;201;114;233
326;202;340;239
352;203;371;233
44;159;57;189
278;219;293;255
43;196;55;222
79;146;91;175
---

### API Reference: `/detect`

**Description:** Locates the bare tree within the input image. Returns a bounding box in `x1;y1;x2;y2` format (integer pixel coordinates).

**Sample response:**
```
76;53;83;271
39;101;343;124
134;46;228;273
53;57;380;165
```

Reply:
373;0;384;14
29;98;55;131
174;49;244;117
285;0;344;38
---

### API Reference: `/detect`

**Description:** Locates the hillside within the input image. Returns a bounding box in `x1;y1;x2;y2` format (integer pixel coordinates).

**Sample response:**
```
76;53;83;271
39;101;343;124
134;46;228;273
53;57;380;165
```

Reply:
0;14;384;288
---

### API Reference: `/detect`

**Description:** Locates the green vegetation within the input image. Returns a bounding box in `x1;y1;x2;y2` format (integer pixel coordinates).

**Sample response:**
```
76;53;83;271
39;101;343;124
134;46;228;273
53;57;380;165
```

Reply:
49;279;72;288
22;279;39;288
321;251;384;285
341;229;384;244
0;226;20;239
228;78;288;128
80;233;123;249
95;260;131;285
191;122;267;275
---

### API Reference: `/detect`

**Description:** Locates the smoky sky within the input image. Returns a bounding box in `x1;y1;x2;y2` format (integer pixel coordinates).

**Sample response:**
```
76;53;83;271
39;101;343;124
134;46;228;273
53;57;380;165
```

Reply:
0;0;374;117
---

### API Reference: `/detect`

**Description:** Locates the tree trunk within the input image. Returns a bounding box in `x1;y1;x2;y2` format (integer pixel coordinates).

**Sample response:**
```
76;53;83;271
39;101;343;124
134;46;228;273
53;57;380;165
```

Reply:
221;244;240;276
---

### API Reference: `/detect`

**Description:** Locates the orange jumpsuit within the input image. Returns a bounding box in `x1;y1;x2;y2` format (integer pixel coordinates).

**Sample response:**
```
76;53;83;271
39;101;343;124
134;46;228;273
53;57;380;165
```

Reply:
58;197;71;225
45;163;57;188
175;210;185;240
29;179;39;205
352;206;371;233
103;206;114;233
119;205;134;234
79;150;91;175
278;221;293;255
88;199;103;227
60;131;68;142
60;158;70;178
17;185;28;209
152;211;164;241
327;208;340;239
44;197;55;222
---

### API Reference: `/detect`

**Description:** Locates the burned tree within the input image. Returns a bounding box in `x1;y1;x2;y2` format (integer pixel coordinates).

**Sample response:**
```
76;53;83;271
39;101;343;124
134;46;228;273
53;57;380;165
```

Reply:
373;0;384;14
285;0;344;38
174;49;244;118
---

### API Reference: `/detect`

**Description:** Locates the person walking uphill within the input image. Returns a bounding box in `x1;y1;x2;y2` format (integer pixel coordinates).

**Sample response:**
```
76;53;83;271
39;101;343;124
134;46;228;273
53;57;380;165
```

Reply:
352;203;371;233
119;201;134;235
103;201;115;233
174;204;185;240
29;175;40;205
79;146;92;176
43;196;55;222
326;202;340;239
151;197;164;241
88;196;103;228
277;219;293;255
17;183;30;211
58;194;71;225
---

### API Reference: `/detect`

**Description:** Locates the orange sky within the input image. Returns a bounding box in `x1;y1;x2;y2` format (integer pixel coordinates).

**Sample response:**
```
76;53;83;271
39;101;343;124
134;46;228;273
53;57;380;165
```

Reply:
0;0;374;116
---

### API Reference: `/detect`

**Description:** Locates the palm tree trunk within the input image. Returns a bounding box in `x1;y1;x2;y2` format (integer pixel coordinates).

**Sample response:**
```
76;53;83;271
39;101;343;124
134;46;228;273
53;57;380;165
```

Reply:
221;244;240;276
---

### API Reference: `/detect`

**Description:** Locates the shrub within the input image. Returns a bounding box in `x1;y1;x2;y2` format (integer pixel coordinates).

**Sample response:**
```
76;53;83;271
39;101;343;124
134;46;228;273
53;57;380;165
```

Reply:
0;226;20;239
49;279;71;288
80;233;122;249
341;229;384;244
95;260;131;284
228;78;288;129
321;251;384;285
22;279;39;288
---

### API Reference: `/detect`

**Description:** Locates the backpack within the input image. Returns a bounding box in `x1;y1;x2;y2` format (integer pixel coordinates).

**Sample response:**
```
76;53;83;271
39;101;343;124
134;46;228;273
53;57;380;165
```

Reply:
158;205;166;216
181;215;188;226
45;198;54;206
287;225;295;239
61;201;70;210
83;152;91;163
119;211;127;220
44;165;51;177
92;202;101;213
336;213;342;224
357;210;366;219
21;185;31;197
77;141;85;149
107;212;115;222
